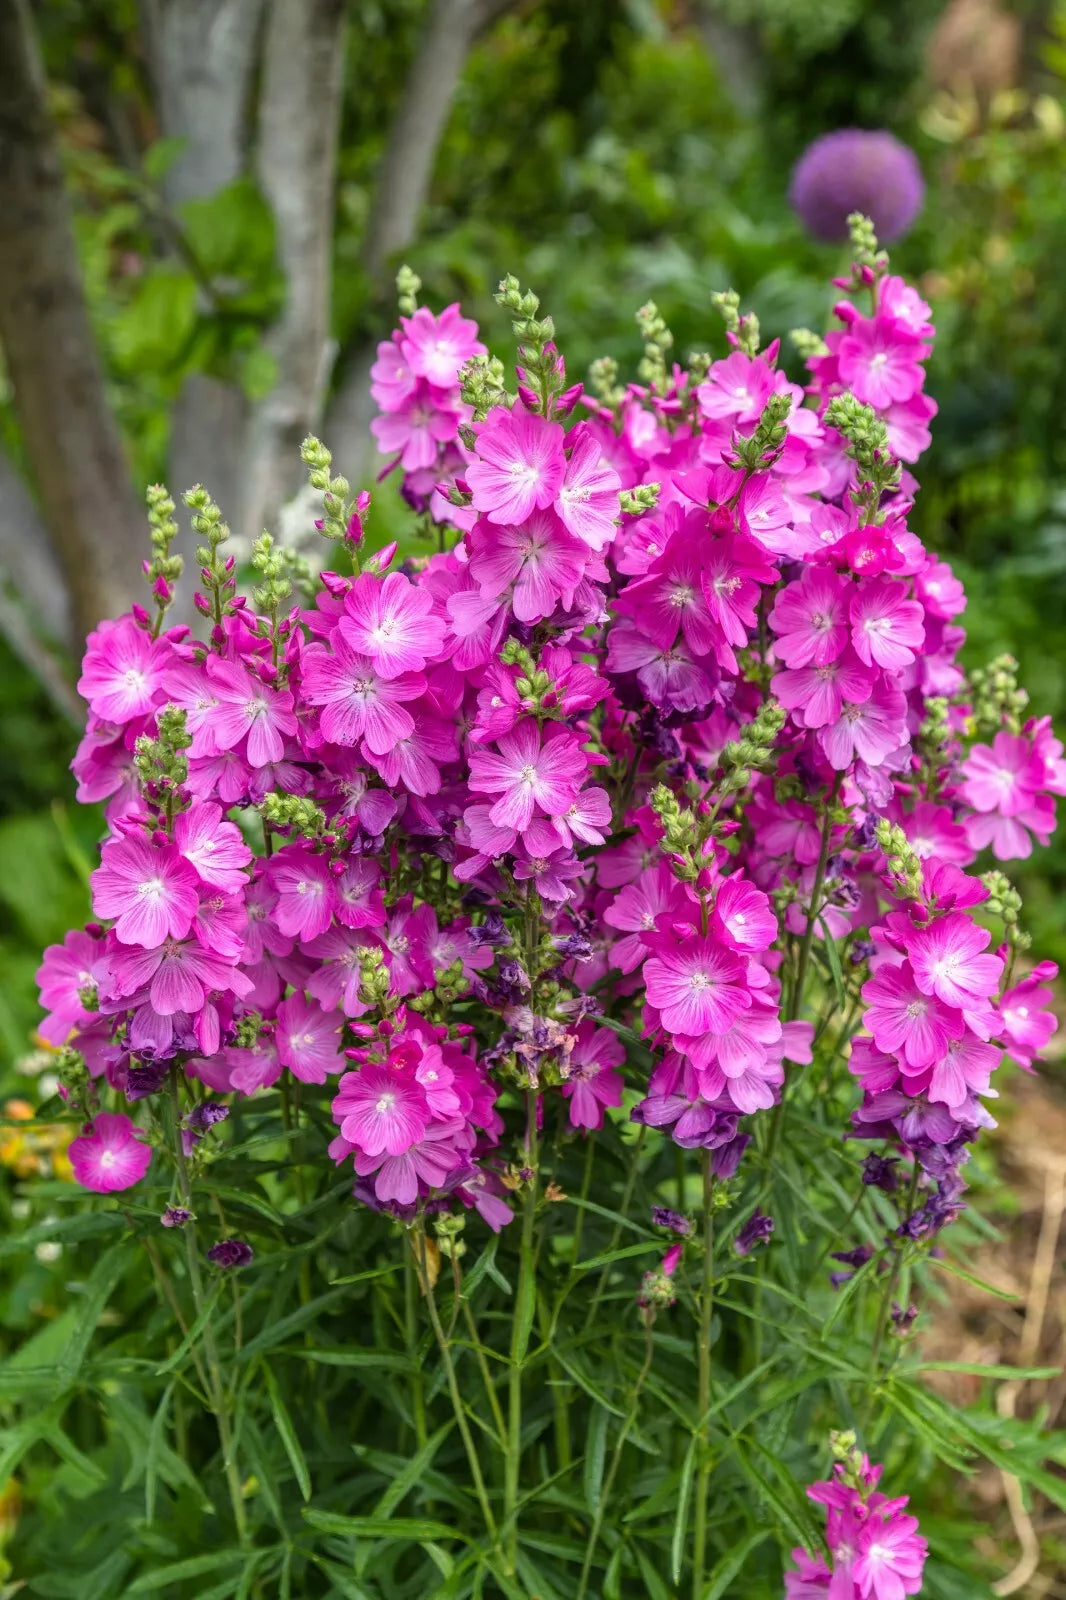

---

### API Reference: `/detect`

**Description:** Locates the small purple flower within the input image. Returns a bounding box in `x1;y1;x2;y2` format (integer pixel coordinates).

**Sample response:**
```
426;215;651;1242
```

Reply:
651;1206;692;1235
861;1152;899;1192
829;1241;874;1288
891;1301;918;1334
789;129;924;243
733;1209;774;1257
160;1206;193;1228
187;1101;230;1130
126;1063;170;1101
207;1238;254;1269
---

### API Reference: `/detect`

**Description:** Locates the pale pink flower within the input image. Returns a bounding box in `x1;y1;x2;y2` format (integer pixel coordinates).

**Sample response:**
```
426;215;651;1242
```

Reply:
267;846;336;942
467;509;587;623
927;1033;1000;1108
696;351;774;425
562;1021;625;1129
276;993;343;1082
370;332;416;410
371;383;463;471
78;616;172;723
837;317;925;409
353;1120;463;1206
466;409;566;525
556;426;621;550
69;1112;152;1193
91;834;200;947
960;733;1039;818
400;303;484;388
339;571;445;679
203;657;297;768
906;912;1003;1007
819;682;907;770
467;720;585;832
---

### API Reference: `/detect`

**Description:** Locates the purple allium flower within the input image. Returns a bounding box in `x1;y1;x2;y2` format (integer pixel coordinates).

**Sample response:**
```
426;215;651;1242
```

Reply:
733;1208;774;1256
207;1238;254;1269
789;129;924;243
651;1206;692;1235
161;1206;193;1228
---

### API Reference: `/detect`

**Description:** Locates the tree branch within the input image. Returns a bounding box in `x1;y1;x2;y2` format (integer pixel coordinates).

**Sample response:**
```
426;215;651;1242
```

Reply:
0;0;146;641
240;0;347;546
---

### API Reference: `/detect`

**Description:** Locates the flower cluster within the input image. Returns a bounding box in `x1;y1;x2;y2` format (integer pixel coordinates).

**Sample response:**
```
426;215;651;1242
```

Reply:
37;227;1059;1294
787;1441;927;1599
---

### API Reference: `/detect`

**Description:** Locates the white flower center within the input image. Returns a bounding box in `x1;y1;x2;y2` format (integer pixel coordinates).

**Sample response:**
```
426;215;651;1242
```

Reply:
138;876;165;901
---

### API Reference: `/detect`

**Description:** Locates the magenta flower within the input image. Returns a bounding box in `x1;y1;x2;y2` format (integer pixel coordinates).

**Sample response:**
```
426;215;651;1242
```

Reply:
332;1064;429;1157
606;621;716;713
560;1022;625;1130
770;570;850;669
91;834;200;947
466;408;566;525
906;912;1003;1008
302;630;425;751
36;928;107;1044
697;351;774;425
174;800;253;894
202;657;297;767
998;964;1059;1067
339;571;445;679
819;682;907;770
276;993;343;1083
711;877;777;954
849;578;925;670
467;509;587;623
78;615;172;723
960;732;1039;818
772;651;875;730
267;846;336;943
603;864;692;974
644;936;751;1036
861;962;964;1069
468;720;584;832
927;1033;1000;1108
353;1120;464;1206
105;934;251;1014
69;1112;152;1193
838;317;926;410
371;383;463;471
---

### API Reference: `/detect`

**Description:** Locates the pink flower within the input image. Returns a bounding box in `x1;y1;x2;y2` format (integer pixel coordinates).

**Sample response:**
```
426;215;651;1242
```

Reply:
998;964;1058;1067
467;509;587;622
853;1507;928;1599
78;616;172;723
644;936;752;1036
605;620;716;713
837;316;926;410
371;383;463;471
927;1032;1000;1108
556;426;621;549
561;1022;625;1129
906;912;1003;1007
301;630;425;751
36;928;107;1044
603;863;692;973
203;657;297;768
772;650;875;730
468;720;585;832
69;1112;152;1193
849;578;925;670
961;733;1039;817
91;834;200;947
276;993;343;1082
370;332;415;410
770;570;851;668
104;933;251;1013
174;800;252;893
697;351;774;425
332;1064;429;1157
466;408;566;525
861;962;964;1069
267;846;336;942
353;1120;463;1206
400;303;484;388
711;877;777;953
339;571;445;679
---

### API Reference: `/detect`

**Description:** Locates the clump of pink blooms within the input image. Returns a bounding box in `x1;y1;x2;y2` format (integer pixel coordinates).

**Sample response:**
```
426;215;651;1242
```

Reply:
39;240;1059;1310
787;1441;927;1599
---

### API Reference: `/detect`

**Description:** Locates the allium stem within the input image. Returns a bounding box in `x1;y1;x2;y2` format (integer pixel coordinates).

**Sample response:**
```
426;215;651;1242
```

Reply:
691;1149;716;1600
504;1088;539;1572
166;1071;249;1547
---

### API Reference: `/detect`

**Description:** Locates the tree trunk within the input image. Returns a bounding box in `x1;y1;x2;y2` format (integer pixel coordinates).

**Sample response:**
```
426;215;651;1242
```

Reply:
240;0;347;546
0;0;147;643
141;0;264;534
325;0;517;481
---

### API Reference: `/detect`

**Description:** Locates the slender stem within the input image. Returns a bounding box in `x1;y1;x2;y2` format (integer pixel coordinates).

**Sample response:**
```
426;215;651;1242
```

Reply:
867;1166;921;1390
417;1229;500;1552
691;1150;716;1600
461;1300;508;1450
404;1249;428;1452
583;1125;647;1332
576;1321;655;1600
167;1071;249;1545
504;1089;539;1572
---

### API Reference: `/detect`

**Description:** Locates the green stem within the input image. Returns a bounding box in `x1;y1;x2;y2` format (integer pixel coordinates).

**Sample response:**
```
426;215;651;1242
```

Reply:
167;1071;249;1546
404;1250;428;1452
867;1166;921;1391
462;1299;508;1451
691;1150;716;1600
576;1321;655;1600
504;1089;539;1572
583;1125;647;1332
417;1228;500;1553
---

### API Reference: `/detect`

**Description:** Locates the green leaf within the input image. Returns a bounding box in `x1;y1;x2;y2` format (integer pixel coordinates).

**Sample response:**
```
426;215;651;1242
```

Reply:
261;1362;312;1502
899;1360;1061;1381
110;268;198;372
154;1280;223;1377
929;1257;1020;1302
57;1240;129;1388
236;1287;348;1361
816;916;846;1008
302;1509;471;1544
373;1422;452;1520
670;1435;697;1585
290;1348;414;1373
575;1239;660;1271
127;1551;246;1592
584;1404;609;1514
701;1528;769;1598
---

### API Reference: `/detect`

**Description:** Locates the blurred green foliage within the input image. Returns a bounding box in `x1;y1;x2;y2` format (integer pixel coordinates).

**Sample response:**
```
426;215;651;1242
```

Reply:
2;0;1066;1072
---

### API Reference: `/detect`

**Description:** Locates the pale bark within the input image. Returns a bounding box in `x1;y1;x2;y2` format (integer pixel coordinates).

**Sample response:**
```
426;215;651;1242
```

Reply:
141;0;264;534
694;3;763;117
0;445;72;646
241;0;347;545
326;0;518;481
0;0;146;642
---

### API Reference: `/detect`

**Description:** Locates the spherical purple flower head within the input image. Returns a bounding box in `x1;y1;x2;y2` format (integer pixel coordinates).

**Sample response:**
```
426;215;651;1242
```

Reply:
789;129;924;243
207;1238;254;1269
